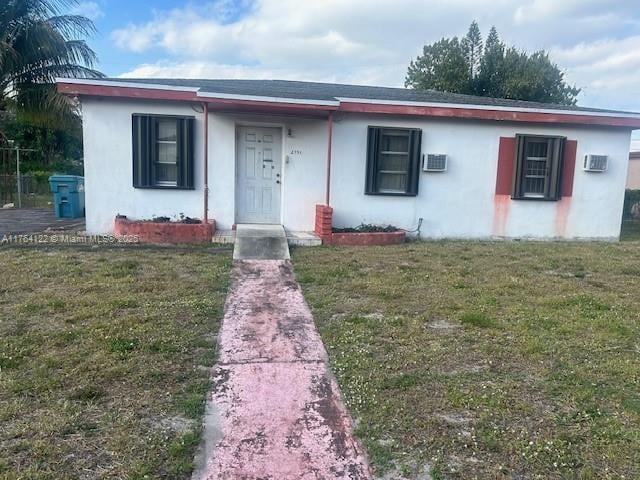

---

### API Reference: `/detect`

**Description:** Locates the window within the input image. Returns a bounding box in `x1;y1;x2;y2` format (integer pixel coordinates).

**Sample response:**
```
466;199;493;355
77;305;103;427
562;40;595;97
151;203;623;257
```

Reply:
365;126;422;196
132;114;194;189
513;134;565;200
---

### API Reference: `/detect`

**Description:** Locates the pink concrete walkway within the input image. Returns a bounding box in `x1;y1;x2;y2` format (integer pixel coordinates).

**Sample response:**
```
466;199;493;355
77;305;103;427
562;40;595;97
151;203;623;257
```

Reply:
200;260;370;480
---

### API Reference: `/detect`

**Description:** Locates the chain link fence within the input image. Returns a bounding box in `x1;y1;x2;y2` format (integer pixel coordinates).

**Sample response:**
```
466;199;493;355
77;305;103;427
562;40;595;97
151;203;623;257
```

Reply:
0;148;50;208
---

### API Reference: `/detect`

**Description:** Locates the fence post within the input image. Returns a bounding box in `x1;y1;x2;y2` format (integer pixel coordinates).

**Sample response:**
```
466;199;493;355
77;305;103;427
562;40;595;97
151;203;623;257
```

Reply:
16;148;21;208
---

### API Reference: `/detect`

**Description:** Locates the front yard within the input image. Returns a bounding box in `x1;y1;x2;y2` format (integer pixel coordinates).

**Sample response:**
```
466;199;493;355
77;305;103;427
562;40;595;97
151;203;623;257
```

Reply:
293;237;640;479
0;246;231;479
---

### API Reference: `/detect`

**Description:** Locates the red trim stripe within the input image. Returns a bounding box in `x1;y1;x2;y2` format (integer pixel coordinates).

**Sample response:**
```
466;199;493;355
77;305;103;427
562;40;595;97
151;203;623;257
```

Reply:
57;82;640;128
338;101;640;128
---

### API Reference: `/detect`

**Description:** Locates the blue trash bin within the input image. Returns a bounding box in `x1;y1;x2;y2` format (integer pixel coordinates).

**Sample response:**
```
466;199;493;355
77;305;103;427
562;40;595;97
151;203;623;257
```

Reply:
48;175;85;218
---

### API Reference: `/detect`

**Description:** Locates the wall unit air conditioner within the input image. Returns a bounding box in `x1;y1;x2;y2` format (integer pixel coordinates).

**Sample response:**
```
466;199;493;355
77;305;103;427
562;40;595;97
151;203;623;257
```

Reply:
583;154;608;172
423;154;448;172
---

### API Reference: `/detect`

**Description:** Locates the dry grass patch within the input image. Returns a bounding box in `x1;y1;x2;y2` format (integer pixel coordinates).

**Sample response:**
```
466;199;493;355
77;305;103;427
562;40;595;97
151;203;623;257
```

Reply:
293;235;640;479
0;245;231;479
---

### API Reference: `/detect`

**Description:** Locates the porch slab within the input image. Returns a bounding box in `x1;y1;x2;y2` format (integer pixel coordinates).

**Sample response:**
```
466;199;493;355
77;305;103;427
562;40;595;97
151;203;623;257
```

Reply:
213;229;322;247
232;224;290;260
286;230;322;247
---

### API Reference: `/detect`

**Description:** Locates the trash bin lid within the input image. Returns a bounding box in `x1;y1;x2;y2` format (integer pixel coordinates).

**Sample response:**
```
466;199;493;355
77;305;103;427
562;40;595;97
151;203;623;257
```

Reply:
48;175;84;183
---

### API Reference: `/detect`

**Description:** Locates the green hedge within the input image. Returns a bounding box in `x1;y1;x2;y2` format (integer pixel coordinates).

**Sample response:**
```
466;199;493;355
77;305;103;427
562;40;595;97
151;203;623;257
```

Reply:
623;189;640;219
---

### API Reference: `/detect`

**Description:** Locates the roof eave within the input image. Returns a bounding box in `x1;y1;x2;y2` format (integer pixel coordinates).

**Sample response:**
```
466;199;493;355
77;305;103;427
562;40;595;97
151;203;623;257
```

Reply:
56;78;640;128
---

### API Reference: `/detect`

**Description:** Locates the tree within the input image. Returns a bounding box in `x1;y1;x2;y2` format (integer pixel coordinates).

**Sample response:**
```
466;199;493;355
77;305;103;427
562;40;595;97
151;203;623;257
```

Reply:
0;0;103;128
477;26;504;97
405;22;580;105
461;21;482;79
405;38;470;94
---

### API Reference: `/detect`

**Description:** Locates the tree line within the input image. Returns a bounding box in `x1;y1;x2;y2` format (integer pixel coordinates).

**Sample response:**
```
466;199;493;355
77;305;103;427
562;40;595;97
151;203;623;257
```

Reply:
405;21;580;105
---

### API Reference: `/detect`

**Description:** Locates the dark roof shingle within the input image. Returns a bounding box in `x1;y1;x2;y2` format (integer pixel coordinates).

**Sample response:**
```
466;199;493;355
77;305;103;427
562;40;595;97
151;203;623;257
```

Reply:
100;78;637;115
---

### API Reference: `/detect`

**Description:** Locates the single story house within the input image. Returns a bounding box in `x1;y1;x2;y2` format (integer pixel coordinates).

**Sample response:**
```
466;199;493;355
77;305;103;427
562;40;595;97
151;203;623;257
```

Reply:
57;78;640;241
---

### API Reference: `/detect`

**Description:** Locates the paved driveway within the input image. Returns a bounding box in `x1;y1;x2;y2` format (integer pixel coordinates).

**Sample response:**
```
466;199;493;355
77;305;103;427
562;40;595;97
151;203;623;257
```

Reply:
0;208;84;236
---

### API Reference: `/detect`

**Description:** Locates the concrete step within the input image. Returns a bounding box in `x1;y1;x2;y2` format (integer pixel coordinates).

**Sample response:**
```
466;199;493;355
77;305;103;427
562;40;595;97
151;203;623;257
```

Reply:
232;224;290;260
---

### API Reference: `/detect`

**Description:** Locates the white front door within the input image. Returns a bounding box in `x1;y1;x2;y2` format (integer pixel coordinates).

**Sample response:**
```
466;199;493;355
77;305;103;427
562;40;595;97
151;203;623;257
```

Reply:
236;126;282;224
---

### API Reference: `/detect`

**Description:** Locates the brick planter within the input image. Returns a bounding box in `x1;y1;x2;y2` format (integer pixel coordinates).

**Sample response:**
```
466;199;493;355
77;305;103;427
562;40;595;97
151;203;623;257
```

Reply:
314;204;405;246
114;216;215;244
329;230;406;246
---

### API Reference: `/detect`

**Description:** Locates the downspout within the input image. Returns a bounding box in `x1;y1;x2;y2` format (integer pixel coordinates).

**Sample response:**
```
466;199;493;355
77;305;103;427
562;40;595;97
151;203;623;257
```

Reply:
203;102;209;223
325;111;334;206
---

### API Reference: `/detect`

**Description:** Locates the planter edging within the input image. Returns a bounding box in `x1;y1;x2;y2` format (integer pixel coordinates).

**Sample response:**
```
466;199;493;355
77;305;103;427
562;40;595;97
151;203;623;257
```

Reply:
114;216;215;244
328;230;406;246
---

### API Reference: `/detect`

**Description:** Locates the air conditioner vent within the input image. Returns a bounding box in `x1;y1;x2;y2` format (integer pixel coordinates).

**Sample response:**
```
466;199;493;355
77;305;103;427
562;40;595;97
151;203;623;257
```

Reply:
424;154;447;172
584;154;608;172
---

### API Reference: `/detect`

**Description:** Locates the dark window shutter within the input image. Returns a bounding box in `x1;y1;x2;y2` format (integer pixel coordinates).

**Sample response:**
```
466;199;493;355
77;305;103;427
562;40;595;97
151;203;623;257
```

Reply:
561;140;577;197
132;115;152;188
495;136;517;196
406;128;422;195
365;126;381;194
512;135;526;199
177;117;194;189
547;137;565;200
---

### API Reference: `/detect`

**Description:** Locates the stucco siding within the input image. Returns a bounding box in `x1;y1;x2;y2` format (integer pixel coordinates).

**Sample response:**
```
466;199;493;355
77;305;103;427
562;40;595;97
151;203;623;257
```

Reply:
330;114;631;240
82;98;204;234
81;99;631;240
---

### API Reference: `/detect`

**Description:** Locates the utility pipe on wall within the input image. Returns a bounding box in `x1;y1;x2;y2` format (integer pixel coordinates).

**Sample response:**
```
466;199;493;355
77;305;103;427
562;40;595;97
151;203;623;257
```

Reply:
325;112;334;206
203;102;209;223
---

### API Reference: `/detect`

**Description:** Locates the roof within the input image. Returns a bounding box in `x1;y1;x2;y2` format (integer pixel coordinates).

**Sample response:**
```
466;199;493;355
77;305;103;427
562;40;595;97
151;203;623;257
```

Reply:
56;77;640;128
98;77;639;115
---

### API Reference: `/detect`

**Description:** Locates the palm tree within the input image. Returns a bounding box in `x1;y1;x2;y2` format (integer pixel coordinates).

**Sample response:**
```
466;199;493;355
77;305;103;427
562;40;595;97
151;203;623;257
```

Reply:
0;0;103;128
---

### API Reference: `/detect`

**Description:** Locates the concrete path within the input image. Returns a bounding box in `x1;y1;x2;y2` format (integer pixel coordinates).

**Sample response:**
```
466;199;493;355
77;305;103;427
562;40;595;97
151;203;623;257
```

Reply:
195;260;370;479
233;224;290;260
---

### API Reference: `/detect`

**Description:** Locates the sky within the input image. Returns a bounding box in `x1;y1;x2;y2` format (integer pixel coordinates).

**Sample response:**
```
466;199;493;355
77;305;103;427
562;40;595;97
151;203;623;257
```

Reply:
76;1;640;122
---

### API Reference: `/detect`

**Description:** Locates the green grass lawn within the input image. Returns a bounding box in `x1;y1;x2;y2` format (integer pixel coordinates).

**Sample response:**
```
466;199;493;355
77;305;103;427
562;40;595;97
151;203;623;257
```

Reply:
293;235;640;479
0;245;231;479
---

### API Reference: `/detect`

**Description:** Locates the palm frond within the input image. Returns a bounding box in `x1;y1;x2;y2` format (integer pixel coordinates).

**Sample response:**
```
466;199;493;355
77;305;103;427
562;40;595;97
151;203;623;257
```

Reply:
0;0;102;126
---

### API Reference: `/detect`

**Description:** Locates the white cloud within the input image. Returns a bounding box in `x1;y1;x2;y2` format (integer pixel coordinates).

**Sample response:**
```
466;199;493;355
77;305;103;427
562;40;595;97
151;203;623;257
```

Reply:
551;35;640;111
110;0;640;112
71;1;104;21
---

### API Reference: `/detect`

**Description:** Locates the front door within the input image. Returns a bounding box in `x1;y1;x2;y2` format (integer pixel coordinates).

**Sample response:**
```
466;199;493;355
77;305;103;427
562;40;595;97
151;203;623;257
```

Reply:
236;126;282;224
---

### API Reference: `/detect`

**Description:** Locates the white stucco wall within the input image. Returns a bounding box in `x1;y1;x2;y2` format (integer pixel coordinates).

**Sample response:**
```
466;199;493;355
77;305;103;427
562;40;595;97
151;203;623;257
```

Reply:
82;98;205;233
81;98;328;233
329;114;631;240
81;98;632;240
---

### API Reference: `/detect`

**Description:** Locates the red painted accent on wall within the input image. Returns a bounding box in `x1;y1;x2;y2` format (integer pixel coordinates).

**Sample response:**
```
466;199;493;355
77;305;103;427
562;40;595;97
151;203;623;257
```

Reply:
57;83;337;114
58;82;198;101
114;217;215;244
338;102;640;128
562;140;578;197
496;137;516;195
492;194;511;237
555;197;572;238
